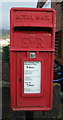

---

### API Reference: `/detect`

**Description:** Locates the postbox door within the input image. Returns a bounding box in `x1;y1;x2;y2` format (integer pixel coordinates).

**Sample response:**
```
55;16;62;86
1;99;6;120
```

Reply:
16;51;53;108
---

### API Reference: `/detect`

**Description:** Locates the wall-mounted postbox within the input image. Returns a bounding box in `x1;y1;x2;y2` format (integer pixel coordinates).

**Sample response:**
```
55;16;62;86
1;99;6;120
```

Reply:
10;8;56;111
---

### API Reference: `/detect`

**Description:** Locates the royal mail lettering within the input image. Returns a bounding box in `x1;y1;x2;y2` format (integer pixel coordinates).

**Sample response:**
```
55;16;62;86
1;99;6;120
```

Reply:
13;11;52;27
16;15;34;20
15;15;51;21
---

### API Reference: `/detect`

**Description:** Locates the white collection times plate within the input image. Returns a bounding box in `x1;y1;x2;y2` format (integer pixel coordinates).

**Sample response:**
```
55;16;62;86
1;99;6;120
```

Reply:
24;61;41;94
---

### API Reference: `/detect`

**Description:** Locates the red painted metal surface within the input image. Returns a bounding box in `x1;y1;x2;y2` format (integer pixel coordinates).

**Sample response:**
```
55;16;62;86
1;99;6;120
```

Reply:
10;8;56;111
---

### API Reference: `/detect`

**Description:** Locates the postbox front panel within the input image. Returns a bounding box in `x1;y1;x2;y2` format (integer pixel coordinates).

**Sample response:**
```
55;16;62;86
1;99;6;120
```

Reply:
10;8;56;111
10;51;53;110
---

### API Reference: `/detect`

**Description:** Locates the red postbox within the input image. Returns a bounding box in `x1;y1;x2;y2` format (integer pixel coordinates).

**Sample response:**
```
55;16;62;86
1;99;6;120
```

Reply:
10;8;56;111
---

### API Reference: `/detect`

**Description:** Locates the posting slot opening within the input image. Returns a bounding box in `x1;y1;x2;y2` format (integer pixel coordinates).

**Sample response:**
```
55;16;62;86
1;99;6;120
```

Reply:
14;27;52;33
